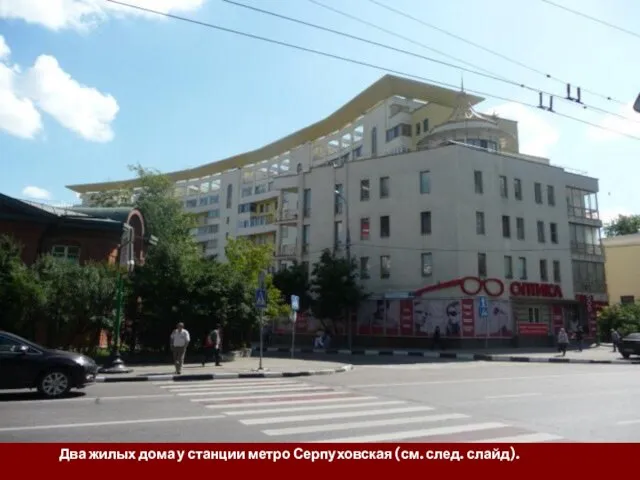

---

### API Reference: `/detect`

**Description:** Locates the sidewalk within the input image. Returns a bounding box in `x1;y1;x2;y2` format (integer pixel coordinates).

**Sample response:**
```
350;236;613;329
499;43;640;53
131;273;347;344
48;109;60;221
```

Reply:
255;344;640;365
96;357;353;383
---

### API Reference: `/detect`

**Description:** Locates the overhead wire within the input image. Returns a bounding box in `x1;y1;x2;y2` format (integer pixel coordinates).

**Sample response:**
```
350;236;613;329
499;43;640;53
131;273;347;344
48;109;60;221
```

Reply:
366;0;627;106
539;0;640;41
104;0;640;142
223;0;640;125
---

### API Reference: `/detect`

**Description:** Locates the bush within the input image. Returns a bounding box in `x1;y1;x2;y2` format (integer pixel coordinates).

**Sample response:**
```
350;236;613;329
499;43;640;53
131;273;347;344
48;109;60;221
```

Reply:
597;303;640;340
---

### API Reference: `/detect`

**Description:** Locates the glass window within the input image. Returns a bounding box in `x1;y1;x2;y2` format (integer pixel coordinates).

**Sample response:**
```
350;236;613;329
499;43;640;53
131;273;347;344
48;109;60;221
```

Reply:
303;189;311;217
421;211;432;235
51;245;80;263
474;171;483;194
499;176;508;198
514;178;522;200
334;184;343;214
502;215;511;238
360;179;370;201
547;185;555;206
379;176;390;198
380;255;391;279
226;184;233;209
421;253;433;277
540;259;548;282
504;255;513;279
553;260;561;283
550;222;558;244
534;183;543;204
476;211;485;235
516;217;525;240
380;215;390;238
477;253;487;277
419;171;430;194
371;127;377;156
518;257;527;280
360;257;370;279
360;217;370;241
537;221;546;243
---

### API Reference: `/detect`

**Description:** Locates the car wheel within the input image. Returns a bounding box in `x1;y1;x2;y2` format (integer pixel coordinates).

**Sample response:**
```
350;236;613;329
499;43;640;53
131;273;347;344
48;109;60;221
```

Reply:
622;353;631;359
37;370;71;398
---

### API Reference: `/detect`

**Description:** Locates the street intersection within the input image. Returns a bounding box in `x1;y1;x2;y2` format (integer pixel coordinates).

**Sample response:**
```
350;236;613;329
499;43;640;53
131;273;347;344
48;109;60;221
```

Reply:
2;358;638;442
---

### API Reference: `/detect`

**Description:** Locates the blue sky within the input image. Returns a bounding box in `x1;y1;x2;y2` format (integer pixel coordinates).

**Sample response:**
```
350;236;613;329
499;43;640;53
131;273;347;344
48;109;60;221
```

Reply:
1;0;639;224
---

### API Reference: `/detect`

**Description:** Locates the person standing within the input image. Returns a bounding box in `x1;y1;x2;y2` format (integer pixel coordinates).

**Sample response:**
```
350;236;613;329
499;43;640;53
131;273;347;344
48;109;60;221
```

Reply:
170;322;190;374
611;328;621;352
557;328;569;357
202;324;222;367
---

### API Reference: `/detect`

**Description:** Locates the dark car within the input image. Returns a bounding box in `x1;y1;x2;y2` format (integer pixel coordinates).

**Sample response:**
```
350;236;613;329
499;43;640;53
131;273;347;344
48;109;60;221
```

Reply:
619;333;640;359
0;331;98;398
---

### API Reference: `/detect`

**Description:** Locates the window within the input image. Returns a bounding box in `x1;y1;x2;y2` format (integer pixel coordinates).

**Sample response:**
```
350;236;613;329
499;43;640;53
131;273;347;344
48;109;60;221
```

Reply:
477;253;487;277
514;178;522;200
528;307;540;323
360;217;370;241
547;185;555;206
379;176;390;198
360;257;370;279
534;182;543;204
537;221;546;243
504;255;513;279
51;245;80;263
621;295;635;304
380;255;391;279
416;122;421;135
360;179;370;201
540;259;548;282
334;184;343;214
226;184;233;209
420;211;432;235
516;217;525;240
0;334;26;354
302;224;310;250
371;127;377;156
476;211;485;235
423;118;429;132
303;188;311;217
421;252;433;277
474;171;483;194
334;221;343;247
385;123;412;142
502;215;511;238
380;215;390;238
553;260;561;283
419;171;430;194
550;222;558;244
499;175;508;198
518;257;527;280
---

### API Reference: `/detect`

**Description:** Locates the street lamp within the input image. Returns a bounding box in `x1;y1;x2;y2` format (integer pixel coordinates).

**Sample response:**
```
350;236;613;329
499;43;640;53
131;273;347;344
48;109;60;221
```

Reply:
100;259;135;374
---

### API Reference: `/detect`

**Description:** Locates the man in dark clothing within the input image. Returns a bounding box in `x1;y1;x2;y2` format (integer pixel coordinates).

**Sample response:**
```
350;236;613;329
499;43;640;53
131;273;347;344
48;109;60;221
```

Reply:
202;324;222;367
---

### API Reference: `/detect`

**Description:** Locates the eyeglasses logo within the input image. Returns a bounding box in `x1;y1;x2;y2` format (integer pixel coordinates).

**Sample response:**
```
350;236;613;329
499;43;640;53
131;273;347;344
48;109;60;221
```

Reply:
459;277;505;297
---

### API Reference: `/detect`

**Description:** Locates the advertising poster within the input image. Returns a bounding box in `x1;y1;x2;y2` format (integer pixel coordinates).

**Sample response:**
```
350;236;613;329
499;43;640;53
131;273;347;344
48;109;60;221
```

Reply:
518;322;549;335
461;298;475;337
413;298;462;337
384;301;400;336
399;299;414;336
474;300;513;338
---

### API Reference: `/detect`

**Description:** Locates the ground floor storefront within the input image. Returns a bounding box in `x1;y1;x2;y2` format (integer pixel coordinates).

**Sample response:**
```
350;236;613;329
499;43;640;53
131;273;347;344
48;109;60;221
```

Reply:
268;276;608;350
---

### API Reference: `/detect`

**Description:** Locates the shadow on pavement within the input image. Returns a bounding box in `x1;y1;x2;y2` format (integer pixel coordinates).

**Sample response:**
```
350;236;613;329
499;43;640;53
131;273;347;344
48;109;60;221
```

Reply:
0;390;86;402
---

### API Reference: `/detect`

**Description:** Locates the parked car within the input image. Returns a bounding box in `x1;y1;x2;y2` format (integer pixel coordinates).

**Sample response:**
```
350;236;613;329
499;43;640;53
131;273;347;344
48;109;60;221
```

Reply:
0;331;98;398
619;333;640;359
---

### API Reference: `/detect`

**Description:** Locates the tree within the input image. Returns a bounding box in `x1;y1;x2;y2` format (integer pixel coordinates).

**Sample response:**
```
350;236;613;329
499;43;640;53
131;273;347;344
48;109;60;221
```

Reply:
597;302;640;340
86;189;132;207
604;214;640;237
309;249;367;333
272;262;312;311
224;237;289;319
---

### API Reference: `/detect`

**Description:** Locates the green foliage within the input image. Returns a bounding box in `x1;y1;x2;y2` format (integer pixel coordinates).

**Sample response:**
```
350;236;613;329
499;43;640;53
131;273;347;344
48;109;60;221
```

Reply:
597;302;640;340
604;214;640;237
225;237;289;319
309;249;367;327
272;262;312;311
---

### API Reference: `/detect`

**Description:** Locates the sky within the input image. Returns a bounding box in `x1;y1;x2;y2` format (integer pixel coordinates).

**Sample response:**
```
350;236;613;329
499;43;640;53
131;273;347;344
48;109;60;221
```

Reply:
1;0;640;225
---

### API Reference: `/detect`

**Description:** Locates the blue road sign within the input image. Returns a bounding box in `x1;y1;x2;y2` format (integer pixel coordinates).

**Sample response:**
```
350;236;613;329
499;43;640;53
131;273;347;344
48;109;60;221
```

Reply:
291;294;300;312
255;288;267;309
478;295;489;318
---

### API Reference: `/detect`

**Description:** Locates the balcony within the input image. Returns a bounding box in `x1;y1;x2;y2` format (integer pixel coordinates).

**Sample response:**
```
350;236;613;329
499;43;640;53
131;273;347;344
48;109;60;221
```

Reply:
237;214;276;236
275;243;297;260
275;209;298;225
570;242;603;257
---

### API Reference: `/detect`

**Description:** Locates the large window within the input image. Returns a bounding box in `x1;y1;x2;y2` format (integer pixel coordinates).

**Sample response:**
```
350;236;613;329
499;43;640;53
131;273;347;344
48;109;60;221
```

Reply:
51;245;80;263
567;187;599;220
569;223;602;255
573;261;606;293
420;211;432;235
419;171;431;194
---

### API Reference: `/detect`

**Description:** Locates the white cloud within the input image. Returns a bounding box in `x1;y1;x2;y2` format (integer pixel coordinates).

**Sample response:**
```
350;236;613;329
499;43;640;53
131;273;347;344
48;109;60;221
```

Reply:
0;36;118;142
585;102;640;142
0;35;43;139
0;0;206;32
21;55;119;142
0;35;10;60
483;102;560;158
600;208;633;226
22;186;51;200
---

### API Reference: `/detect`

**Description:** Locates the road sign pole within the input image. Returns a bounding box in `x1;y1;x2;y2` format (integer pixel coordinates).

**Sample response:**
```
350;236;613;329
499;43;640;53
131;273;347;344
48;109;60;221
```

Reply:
258;309;264;371
291;311;297;359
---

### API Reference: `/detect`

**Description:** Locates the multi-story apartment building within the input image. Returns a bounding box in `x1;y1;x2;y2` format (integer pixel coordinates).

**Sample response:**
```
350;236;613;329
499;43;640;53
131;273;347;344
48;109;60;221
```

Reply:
67;74;607;347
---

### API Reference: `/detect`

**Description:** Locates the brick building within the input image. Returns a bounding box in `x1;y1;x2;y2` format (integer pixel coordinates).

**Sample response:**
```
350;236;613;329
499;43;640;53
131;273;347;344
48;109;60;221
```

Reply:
0;193;147;267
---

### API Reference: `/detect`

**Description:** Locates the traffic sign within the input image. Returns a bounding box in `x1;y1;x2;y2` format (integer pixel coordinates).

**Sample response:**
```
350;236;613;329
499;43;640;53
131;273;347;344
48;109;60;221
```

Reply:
255;288;267;309
478;295;489;318
291;294;300;312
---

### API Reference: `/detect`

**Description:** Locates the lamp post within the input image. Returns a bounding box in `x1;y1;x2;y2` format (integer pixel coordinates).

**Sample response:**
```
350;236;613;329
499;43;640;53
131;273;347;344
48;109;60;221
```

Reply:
100;259;135;374
334;187;353;350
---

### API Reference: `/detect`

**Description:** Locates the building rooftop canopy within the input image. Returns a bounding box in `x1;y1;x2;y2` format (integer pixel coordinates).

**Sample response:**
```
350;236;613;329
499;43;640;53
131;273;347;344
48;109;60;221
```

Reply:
66;74;484;194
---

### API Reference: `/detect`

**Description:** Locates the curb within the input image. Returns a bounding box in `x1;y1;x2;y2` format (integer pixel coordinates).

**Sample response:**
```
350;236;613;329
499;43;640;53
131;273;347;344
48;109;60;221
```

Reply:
254;347;640;366
95;364;354;383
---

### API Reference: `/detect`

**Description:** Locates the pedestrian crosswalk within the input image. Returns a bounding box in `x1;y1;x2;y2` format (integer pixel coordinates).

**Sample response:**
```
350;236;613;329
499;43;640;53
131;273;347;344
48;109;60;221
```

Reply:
153;378;563;443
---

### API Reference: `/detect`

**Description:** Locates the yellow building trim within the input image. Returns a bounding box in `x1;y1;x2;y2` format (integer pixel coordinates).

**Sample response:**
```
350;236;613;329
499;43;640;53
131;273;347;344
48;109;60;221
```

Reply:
67;75;482;194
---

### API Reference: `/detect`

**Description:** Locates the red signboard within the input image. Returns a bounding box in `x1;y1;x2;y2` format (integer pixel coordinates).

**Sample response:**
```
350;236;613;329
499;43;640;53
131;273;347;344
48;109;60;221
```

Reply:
510;282;563;299
518;322;549;336
551;305;564;334
461;298;475;337
399;299;414;336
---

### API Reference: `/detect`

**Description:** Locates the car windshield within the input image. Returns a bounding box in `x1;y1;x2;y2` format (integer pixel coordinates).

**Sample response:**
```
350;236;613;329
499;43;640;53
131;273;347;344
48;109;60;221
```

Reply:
626;333;640;339
0;332;45;351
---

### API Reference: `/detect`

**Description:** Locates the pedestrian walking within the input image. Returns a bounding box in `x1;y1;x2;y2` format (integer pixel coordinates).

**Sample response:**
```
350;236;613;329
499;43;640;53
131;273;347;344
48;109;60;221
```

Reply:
557;328;569;356
575;325;584;352
170;322;190;374
611;328;621;352
202;324;222;367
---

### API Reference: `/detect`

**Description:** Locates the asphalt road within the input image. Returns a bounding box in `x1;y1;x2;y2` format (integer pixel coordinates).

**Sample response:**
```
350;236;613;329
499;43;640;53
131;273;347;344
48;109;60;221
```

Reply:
1;359;638;442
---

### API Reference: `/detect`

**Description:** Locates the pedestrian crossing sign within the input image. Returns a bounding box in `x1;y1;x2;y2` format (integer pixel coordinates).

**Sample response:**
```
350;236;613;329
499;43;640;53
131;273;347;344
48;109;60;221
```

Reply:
255;288;267;309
